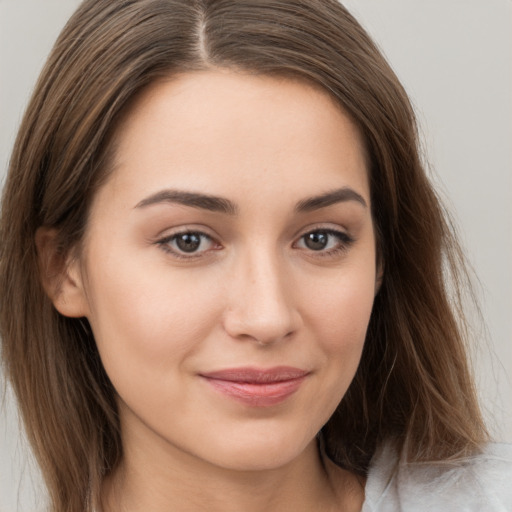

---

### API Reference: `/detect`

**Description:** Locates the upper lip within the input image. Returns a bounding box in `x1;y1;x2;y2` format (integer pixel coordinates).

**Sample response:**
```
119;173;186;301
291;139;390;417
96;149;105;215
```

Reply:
200;366;309;384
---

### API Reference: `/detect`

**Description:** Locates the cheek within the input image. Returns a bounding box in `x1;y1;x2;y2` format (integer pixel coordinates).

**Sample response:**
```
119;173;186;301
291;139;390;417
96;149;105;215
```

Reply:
283;264;376;434
304;266;376;349
297;260;376;407
83;252;225;377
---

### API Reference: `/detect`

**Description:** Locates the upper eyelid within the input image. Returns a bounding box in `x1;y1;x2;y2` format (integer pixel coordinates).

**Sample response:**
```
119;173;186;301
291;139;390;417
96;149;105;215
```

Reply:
159;231;217;249
161;230;212;241
156;225;218;241
292;223;350;240
294;228;351;245
155;223;352;246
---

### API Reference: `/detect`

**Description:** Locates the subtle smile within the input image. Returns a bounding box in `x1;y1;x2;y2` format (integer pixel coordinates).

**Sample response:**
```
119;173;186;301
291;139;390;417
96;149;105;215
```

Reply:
200;367;309;407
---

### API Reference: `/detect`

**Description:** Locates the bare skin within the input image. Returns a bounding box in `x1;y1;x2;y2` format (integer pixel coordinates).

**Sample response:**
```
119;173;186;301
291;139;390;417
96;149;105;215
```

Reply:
45;70;377;511
102;434;365;511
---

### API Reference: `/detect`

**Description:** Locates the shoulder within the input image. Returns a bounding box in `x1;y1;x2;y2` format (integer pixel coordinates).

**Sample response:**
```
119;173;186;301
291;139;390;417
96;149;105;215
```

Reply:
362;442;512;512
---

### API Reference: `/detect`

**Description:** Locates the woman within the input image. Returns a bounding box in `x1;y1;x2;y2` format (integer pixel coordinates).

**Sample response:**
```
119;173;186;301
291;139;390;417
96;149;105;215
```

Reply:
1;1;510;511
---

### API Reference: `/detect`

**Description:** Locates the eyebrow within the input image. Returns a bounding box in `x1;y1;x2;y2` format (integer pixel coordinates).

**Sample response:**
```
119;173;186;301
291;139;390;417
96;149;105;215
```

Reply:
135;190;238;215
295;187;367;211
134;186;367;215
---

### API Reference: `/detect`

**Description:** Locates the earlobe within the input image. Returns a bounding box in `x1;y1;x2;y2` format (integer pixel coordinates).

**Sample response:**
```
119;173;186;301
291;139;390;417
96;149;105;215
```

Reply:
35;228;90;318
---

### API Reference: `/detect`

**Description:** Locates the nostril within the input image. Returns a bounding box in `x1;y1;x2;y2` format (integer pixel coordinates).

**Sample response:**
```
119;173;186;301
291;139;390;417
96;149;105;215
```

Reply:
223;304;301;346
254;329;295;347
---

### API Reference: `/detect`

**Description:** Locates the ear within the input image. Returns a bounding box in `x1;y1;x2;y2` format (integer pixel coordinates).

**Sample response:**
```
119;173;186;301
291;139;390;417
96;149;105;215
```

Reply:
35;227;90;318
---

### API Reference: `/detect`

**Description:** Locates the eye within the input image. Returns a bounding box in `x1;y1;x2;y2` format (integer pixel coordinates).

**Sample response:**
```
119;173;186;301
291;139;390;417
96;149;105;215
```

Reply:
295;228;354;254
158;230;218;258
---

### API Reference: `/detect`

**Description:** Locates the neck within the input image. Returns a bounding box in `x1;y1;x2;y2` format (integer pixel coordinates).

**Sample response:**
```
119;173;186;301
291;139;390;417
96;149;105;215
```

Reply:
101;428;364;512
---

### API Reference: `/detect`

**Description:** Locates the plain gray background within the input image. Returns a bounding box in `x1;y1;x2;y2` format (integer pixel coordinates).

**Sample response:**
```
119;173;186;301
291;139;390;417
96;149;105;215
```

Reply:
1;0;511;510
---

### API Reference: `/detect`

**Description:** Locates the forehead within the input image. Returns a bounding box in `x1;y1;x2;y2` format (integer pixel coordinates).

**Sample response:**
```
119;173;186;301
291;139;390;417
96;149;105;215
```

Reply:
97;70;370;212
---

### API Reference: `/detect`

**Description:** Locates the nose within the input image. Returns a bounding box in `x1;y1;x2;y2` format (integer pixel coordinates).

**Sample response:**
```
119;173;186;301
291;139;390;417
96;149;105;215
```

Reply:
222;250;301;346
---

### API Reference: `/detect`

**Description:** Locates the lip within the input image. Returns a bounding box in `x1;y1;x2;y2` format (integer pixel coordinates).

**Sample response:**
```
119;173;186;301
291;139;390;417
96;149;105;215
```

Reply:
200;366;309;407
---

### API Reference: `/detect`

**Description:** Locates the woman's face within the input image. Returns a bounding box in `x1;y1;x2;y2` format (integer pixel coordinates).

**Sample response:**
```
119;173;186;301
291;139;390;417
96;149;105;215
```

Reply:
64;71;379;471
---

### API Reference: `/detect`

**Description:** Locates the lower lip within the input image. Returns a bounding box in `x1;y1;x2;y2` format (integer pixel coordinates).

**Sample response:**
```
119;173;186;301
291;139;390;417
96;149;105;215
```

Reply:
203;376;307;407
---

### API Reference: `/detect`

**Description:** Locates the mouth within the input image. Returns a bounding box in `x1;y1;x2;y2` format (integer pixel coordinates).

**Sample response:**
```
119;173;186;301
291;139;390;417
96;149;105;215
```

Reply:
199;366;309;407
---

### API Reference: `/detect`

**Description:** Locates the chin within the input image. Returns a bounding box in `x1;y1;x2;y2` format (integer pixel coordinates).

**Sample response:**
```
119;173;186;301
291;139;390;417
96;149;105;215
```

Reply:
194;425;317;472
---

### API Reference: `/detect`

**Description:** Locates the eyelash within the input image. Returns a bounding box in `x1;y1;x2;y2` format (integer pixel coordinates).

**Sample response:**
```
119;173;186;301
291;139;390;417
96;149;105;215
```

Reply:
157;231;219;260
156;228;355;260
294;228;355;258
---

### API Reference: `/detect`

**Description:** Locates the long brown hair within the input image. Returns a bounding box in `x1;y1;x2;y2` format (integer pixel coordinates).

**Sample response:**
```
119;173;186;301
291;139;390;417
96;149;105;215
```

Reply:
0;1;488;511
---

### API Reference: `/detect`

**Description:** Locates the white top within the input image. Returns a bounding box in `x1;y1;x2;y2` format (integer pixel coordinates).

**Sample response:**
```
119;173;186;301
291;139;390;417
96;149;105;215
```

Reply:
362;442;512;511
